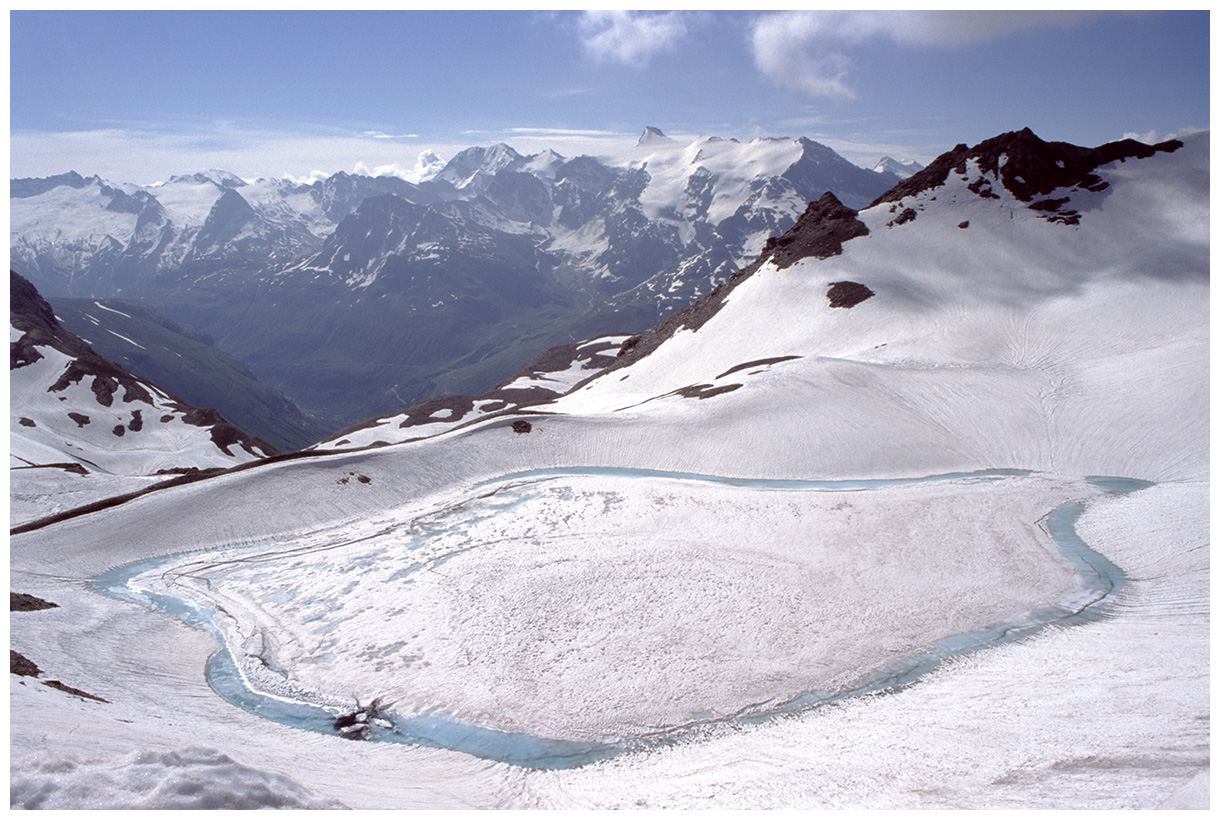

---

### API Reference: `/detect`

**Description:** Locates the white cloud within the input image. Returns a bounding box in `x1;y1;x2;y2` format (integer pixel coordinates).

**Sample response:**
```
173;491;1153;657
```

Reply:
352;160;411;178
507;127;627;138
410;150;446;183
455;126;639;158
360;130;420;140
578;11;687;66
752;11;1102;101
9;125;471;186
1122;125;1206;144
281;170;332;186
8;122;646;184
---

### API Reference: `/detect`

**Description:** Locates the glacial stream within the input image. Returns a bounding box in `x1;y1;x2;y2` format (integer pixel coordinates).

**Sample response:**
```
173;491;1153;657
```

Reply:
92;469;1142;770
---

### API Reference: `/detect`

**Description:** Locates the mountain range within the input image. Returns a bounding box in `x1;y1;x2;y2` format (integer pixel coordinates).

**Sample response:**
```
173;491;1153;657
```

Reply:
11;128;902;433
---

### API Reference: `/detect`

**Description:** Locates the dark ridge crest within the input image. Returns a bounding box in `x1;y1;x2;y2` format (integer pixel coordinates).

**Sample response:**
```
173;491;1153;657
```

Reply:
761;192;870;269
871;127;1183;207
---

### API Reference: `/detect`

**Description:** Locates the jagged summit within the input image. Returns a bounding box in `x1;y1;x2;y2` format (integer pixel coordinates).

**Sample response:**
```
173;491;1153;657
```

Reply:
523;148;566;179
435;143;525;188
637;126;675;146
874;127;1184;210
10;170;96;198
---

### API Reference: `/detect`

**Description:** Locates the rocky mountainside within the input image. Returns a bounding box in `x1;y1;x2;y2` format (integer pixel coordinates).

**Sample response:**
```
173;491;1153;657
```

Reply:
48;296;326;452
10;271;276;524
10;129;900;431
322;128;1201;454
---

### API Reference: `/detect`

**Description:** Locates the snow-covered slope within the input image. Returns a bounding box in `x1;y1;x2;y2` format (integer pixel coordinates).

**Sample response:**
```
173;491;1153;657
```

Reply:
315;334;629;450
10;129;1208;809
49;296;327;451
10;272;276;525
558;129;1207;482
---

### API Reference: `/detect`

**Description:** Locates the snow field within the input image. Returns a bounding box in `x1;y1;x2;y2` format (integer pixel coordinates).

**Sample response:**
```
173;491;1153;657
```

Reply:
10;337;262;475
517;480;1208;809
130;472;1079;743
10;182;139;244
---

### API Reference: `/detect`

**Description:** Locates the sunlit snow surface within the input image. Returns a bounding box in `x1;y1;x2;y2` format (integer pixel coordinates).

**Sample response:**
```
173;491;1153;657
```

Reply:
108;471;1080;751
10;134;1208;808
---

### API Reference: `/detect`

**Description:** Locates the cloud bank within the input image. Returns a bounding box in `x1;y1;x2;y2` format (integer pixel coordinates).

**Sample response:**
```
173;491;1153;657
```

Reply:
752;11;1101;100
578;11;687;66
9;122;645;185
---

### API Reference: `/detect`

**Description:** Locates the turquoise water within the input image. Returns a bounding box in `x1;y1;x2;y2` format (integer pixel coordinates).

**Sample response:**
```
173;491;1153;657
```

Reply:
475;466;1031;492
1086;475;1155;494
93;467;1139;770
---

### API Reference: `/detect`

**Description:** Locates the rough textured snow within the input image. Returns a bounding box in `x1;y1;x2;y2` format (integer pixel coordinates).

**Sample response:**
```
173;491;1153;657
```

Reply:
9;747;344;810
130;472;1077;743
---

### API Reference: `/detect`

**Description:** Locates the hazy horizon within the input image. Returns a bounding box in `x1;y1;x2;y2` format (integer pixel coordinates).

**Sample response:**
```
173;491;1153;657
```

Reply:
10;10;1210;184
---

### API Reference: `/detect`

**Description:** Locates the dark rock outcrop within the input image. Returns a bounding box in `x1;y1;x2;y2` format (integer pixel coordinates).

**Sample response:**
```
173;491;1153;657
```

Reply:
11;592;58;612
10;650;40;677
827;281;875;309
762;192;870;269
872;128;1183;213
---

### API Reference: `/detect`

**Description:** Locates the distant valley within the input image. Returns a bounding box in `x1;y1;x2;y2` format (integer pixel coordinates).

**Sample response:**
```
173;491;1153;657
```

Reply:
11;129;903;436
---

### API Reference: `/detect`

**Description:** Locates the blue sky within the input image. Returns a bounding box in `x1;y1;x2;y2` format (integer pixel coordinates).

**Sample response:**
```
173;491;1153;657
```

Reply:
9;10;1211;183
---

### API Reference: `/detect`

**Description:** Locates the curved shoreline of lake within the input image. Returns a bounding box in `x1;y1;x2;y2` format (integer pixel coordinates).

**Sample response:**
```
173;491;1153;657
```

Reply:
92;469;1140;770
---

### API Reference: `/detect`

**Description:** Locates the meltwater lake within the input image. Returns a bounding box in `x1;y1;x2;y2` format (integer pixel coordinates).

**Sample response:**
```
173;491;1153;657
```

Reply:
93;469;1143;769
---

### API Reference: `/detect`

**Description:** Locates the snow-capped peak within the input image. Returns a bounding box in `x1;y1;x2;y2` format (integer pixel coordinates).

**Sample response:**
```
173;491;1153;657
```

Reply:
434;143;525;188
637;126;676;146
523;148;567;180
163;170;247;189
873;156;925;179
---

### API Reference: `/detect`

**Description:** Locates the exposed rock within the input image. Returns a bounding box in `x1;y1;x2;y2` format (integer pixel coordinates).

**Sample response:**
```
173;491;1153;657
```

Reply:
181;406;277;457
18;417;35;427
67;412;90;427
888;207;917;227
512;420;532;434
762;192;870;269
10;650;40;677
827;282;875;309
715;356;802;380
871;128;1184;221
11;592;58;612
41;680;108;703
674;383;743;400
